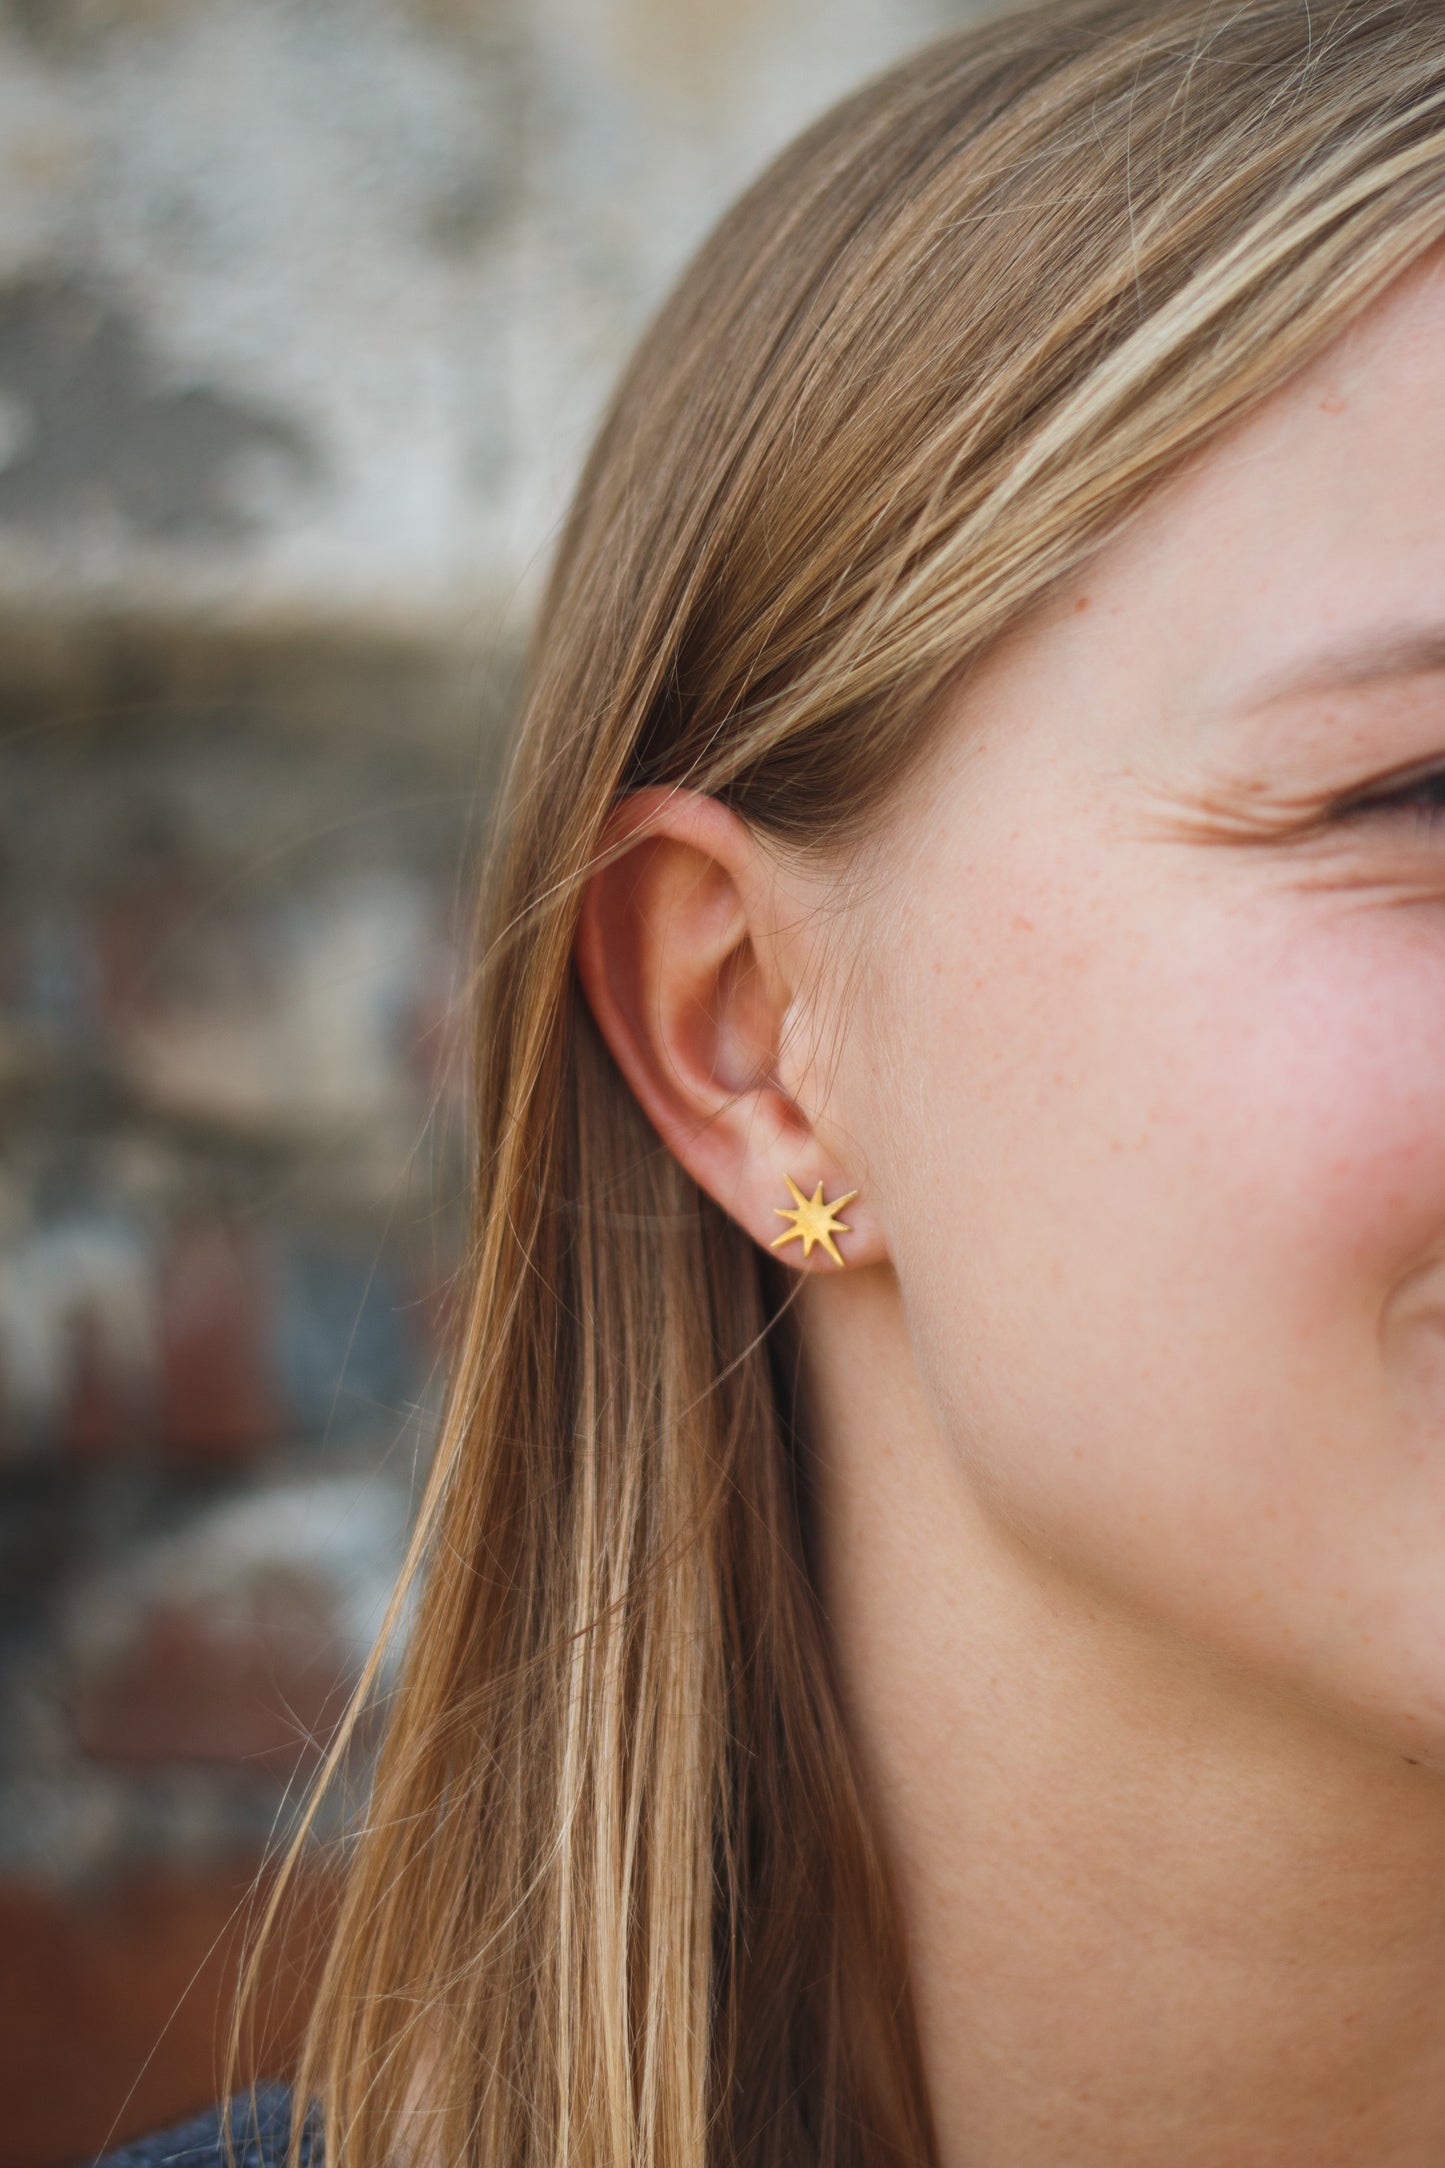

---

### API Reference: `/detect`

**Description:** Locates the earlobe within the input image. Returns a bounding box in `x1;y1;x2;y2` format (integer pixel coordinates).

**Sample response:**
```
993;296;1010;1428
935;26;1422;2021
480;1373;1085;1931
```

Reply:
574;789;886;1273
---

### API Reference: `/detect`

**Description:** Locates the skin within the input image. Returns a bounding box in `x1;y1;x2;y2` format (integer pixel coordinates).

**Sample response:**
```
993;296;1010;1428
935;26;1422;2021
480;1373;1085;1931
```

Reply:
575;247;1445;2164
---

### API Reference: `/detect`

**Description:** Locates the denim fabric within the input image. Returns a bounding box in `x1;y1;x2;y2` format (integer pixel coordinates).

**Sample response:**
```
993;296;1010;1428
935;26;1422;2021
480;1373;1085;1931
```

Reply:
88;2087;316;2168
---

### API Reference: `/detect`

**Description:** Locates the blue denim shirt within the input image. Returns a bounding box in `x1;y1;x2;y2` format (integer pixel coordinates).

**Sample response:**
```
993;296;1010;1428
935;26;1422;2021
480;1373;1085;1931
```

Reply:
90;2087;314;2168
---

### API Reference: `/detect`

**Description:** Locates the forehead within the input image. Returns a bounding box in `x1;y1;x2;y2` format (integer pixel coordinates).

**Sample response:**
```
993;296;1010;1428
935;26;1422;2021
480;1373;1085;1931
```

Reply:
955;247;1445;776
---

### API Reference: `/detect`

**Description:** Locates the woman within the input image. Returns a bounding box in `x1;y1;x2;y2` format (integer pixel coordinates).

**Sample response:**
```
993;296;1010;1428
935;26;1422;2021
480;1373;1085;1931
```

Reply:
109;0;1445;2162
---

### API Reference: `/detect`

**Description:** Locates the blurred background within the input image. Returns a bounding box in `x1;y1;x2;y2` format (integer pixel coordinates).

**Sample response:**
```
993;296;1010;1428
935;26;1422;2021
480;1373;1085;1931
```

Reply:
0;1;985;2159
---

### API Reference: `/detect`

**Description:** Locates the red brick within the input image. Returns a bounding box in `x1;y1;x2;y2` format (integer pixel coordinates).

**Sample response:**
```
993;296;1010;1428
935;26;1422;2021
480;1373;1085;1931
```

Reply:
0;1862;338;2168
158;1224;279;1465
70;1575;357;1771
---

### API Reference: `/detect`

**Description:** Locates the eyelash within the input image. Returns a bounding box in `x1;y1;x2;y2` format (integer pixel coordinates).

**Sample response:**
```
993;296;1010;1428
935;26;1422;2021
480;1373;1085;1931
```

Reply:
1345;768;1445;833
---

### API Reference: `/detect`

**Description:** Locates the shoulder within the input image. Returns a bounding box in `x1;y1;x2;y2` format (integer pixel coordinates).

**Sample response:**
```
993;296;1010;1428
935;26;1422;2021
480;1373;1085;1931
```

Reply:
91;2087;319;2168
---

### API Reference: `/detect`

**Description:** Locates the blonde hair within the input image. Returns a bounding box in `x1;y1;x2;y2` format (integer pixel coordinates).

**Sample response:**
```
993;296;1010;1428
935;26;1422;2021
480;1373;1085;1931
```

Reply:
244;2;1445;2161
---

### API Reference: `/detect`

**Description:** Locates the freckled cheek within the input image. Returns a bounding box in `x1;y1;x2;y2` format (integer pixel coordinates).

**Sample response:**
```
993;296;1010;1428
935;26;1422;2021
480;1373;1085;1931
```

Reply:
876;884;1445;1343
866;869;1445;1708
1184;932;1445;1299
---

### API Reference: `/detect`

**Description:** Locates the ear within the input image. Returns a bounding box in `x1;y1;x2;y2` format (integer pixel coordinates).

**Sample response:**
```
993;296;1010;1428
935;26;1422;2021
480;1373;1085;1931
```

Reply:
574;787;885;1272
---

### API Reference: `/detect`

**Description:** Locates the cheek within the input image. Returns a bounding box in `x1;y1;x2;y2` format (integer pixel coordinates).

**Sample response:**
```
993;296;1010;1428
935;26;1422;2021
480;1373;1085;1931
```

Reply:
863;843;1445;1730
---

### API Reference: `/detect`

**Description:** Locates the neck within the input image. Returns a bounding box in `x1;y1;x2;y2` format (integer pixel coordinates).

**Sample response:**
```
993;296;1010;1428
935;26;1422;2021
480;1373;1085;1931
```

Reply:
802;1270;1445;2168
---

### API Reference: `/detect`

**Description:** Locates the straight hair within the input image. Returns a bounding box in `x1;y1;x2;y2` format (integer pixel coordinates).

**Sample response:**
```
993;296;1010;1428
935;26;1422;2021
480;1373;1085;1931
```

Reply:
242;3;1445;2161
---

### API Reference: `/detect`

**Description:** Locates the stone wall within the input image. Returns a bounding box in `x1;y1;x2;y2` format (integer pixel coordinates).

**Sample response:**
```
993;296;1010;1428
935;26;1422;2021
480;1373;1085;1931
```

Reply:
0;0;986;2156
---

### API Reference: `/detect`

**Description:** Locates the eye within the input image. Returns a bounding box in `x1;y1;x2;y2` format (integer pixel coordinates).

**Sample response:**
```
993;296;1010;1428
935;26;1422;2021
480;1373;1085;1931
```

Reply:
1339;765;1445;834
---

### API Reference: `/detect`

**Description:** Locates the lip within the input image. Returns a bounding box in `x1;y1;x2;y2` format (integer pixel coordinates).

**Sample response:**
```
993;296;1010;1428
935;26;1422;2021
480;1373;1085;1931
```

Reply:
1387;1246;1445;1301
1379;1275;1445;1423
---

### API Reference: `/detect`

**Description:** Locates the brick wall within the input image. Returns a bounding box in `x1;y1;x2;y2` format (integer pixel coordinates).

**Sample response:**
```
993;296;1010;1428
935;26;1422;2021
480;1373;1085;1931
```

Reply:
0;628;482;2162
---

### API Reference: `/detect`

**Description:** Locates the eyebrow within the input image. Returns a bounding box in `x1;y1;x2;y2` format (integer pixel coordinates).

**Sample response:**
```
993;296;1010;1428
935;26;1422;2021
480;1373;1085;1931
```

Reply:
1225;625;1445;717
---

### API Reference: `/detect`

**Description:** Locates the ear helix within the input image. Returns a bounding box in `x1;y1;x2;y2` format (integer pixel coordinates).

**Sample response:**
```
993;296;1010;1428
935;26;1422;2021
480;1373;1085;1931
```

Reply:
768;1175;858;1269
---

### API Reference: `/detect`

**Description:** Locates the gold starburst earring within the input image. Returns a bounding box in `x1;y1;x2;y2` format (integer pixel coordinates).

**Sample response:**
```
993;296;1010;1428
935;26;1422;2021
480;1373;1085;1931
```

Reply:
769;1174;858;1268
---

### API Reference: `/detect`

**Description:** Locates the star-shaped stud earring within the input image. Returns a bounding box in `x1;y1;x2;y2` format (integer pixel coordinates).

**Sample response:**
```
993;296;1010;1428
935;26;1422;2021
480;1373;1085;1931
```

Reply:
769;1174;859;1268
